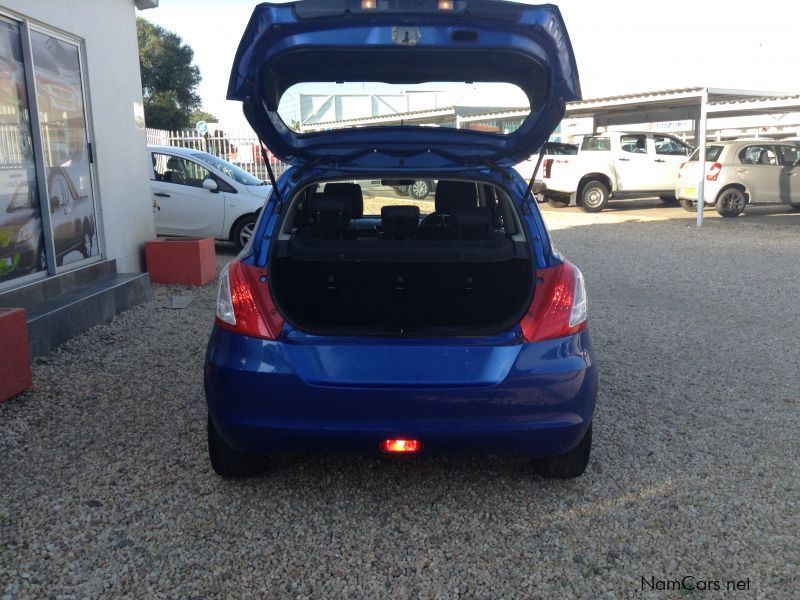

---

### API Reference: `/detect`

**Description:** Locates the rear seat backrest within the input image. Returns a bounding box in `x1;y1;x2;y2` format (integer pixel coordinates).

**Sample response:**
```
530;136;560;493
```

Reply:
324;183;364;219
381;205;420;240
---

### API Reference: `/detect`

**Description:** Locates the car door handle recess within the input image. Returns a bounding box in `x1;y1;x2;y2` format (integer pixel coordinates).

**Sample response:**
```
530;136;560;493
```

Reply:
654;159;666;163
154;192;170;197
618;158;630;162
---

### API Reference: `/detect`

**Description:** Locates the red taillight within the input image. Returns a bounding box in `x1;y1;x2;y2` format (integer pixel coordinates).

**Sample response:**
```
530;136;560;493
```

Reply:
215;260;284;340
707;162;722;181
520;261;588;342
542;158;554;179
380;439;422;454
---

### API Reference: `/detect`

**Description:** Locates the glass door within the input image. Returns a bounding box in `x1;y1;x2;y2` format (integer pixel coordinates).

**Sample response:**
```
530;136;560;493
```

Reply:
30;29;99;269
0;17;44;286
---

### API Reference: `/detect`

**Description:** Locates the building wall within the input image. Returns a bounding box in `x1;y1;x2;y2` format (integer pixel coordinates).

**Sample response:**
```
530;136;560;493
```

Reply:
2;0;154;273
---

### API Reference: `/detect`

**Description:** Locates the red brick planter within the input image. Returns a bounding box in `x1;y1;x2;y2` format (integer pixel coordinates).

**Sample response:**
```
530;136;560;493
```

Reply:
145;237;217;285
0;308;32;404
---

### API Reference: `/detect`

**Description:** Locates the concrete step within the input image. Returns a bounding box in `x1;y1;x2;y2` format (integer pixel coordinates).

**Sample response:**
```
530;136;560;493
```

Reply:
0;261;151;357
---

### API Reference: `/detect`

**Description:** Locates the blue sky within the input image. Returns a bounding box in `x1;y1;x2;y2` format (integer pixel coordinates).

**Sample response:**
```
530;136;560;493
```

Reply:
140;0;800;129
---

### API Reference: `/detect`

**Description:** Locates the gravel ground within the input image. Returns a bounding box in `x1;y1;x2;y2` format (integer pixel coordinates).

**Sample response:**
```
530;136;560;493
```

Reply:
1;208;799;598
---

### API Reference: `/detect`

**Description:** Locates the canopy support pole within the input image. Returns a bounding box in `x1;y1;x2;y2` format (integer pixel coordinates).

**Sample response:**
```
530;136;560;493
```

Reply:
696;89;709;227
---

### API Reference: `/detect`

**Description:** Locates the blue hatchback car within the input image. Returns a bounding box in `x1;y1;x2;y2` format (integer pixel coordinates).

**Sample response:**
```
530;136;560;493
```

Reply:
205;0;597;479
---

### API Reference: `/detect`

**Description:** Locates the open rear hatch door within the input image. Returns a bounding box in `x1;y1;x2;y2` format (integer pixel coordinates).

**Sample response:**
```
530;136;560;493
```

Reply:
228;0;581;169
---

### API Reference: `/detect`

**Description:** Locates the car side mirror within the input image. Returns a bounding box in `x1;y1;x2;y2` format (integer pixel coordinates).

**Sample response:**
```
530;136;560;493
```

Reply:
203;178;219;192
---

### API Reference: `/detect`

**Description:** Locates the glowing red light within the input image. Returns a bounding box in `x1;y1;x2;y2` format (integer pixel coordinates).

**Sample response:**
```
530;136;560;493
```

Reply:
380;439;422;453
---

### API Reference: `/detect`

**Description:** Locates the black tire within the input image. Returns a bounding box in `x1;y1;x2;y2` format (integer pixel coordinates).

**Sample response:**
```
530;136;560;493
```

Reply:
532;425;592;479
715;187;746;218
659;195;678;204
36;239;47;273
232;214;257;251
547;195;570;208
409;180;431;200
393;186;409;197
679;198;697;212
790;204;800;210
79;228;93;259
208;416;269;479
579;181;609;213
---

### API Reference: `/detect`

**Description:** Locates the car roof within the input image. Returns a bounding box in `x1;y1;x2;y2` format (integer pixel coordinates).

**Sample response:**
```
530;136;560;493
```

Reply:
704;139;800;146
147;145;204;156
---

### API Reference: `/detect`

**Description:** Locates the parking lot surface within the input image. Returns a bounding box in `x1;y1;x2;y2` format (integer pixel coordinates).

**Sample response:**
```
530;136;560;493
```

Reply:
1;204;798;597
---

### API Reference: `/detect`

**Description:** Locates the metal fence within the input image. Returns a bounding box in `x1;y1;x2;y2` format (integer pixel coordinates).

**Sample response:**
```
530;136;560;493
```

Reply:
145;128;290;180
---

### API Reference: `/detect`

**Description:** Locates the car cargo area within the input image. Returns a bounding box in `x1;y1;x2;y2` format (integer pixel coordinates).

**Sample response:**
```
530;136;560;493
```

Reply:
269;179;534;336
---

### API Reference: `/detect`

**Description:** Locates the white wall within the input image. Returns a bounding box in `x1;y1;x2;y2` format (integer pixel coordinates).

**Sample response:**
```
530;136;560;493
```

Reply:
2;0;155;273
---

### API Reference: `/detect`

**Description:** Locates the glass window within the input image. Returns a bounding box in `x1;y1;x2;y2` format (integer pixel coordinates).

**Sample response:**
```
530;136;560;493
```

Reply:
654;135;688;156
688;146;723;162
739;145;778;166
279;82;530;134
189;151;264;186
580;136;611;151
31;30;99;267
620;134;647;154
152;153;212;187
0;19;44;284
776;145;800;166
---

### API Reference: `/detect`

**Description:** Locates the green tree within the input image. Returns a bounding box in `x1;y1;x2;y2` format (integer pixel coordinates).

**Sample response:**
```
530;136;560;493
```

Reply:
137;17;202;130
191;110;219;126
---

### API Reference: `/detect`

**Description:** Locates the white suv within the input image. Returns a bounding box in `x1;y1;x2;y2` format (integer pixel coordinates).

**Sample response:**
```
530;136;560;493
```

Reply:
676;140;800;217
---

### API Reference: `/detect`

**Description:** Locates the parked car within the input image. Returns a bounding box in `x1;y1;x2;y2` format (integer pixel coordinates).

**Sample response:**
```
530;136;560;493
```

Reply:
390;178;437;200
541;131;693;212
1;166;95;282
676;140;800;217
148;145;272;250
514;142;579;201
205;0;596;480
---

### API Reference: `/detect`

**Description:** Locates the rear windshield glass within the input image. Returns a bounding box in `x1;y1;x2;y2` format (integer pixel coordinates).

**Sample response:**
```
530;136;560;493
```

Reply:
285;178;521;240
278;82;530;135
580;136;611;151
546;142;578;155
688;146;723;162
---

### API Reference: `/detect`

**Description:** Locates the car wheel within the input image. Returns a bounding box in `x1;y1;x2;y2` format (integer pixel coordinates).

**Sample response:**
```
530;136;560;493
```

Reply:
208;416;269;479
532;424;592;479
232;215;257;251
716;187;746;218
79;231;93;258
659;195;678;204
409;180;431;200
579;181;609;213
679;198;696;212
546;195;570;208
393;186;409;197
37;240;47;272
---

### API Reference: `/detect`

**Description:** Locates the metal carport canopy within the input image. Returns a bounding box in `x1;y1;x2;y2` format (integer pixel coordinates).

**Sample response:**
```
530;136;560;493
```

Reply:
563;87;800;225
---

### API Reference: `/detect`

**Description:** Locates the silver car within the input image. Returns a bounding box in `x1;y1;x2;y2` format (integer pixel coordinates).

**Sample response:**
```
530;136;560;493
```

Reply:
676;140;800;217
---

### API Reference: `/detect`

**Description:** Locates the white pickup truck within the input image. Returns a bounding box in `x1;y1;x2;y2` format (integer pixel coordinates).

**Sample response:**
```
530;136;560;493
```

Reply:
540;131;693;212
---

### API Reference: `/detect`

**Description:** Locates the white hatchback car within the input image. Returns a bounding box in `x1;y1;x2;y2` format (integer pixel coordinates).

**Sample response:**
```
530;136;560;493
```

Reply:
676;140;800;217
148;145;272;249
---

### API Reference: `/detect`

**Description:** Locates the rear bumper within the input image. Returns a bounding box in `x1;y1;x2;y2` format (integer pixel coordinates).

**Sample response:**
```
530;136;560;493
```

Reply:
676;181;721;202
204;327;598;457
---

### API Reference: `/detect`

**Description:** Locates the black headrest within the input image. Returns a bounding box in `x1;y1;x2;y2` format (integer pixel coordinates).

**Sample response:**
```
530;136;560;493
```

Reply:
381;205;420;240
434;181;478;214
309;193;351;239
453;207;491;240
324;183;364;218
